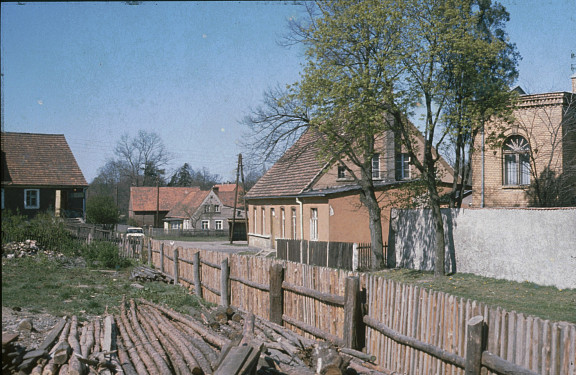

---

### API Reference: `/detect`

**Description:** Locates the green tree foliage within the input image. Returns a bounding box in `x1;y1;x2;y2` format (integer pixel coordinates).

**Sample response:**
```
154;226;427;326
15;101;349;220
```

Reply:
168;163;221;190
244;0;518;274
86;195;119;229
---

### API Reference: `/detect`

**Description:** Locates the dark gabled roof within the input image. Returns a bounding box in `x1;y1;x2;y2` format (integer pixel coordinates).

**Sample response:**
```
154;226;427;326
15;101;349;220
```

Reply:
130;186;200;212
1;132;87;187
245;129;326;199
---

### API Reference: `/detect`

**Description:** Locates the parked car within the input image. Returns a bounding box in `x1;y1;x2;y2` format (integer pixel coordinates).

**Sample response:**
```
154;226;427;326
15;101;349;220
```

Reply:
126;227;145;240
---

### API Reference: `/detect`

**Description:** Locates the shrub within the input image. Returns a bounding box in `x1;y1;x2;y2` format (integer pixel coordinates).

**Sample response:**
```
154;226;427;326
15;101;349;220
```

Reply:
82;241;132;269
1;211;80;256
86;196;119;229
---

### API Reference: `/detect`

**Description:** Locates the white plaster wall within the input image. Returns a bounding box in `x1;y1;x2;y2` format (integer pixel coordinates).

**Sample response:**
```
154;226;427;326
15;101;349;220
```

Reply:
389;208;576;289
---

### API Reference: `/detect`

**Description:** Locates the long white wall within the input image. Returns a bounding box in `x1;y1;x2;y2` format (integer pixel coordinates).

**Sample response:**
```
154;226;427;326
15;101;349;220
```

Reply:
388;208;576;289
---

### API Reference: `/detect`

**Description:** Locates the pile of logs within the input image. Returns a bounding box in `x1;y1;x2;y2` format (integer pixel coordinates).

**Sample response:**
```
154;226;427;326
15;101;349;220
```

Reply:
2;332;26;373
2;299;388;375
130;266;172;283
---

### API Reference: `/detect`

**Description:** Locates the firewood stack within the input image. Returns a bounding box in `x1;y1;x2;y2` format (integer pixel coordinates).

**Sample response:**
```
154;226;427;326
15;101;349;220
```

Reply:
130;265;172;283
2;299;386;375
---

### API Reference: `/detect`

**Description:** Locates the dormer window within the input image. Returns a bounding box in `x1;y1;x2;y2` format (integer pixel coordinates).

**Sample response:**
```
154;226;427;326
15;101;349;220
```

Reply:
503;135;530;186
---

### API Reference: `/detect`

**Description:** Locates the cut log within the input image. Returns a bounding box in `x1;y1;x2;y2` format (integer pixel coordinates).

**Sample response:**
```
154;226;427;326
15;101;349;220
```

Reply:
214;345;253;375
312;342;348;375
39;318;67;352
128;300;172;374
138;298;230;349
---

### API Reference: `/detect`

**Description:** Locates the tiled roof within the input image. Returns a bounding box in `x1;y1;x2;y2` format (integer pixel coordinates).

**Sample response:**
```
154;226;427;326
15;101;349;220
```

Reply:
245;130;326;199
130;186;200;212
1;132;87;187
214;184;245;207
214;183;238;192
165;189;211;219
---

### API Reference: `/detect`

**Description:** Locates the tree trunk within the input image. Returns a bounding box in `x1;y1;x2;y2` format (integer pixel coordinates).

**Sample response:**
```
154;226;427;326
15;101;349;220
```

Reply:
428;180;446;277
359;185;384;269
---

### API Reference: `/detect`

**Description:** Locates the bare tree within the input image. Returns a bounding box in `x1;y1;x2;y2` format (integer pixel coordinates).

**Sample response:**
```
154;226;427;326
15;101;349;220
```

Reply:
518;93;576;206
114;130;171;187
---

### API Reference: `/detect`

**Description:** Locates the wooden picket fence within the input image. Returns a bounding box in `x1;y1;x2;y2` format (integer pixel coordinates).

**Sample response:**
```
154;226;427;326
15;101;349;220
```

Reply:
143;239;575;375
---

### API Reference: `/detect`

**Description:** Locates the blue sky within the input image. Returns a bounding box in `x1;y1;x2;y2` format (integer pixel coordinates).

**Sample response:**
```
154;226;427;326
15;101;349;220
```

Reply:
1;1;575;183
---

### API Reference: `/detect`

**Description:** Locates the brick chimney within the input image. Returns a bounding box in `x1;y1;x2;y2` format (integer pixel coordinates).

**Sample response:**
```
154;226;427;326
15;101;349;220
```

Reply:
572;74;576;93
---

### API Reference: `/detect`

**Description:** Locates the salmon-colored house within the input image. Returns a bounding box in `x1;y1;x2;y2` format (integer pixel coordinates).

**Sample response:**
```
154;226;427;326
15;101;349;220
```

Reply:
245;128;454;250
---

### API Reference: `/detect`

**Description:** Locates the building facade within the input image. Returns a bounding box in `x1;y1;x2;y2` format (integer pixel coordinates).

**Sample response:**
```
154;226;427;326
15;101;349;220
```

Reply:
471;77;576;207
1;132;88;219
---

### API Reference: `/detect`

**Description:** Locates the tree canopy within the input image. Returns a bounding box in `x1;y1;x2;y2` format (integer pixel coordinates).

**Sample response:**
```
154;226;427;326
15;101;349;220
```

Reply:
243;0;519;274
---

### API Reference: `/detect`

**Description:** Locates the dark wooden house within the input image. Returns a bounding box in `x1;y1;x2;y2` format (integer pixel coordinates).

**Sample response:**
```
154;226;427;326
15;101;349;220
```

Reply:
1;132;88;219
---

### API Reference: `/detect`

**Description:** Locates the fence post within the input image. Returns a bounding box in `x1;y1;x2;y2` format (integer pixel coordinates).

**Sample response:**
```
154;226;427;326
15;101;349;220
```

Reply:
173;247;180;285
193;252;202;298
160;243;165;273
465;315;485;375
269;263;284;325
343;276;363;350
220;258;229;307
147;239;152;266
352;243;359;271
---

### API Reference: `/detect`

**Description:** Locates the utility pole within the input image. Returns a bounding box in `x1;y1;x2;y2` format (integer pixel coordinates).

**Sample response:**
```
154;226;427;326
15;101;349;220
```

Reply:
155;177;160;228
230;154;248;244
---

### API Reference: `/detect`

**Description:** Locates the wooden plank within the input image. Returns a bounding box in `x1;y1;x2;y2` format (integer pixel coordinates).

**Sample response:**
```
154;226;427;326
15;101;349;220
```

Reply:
269;263;284;325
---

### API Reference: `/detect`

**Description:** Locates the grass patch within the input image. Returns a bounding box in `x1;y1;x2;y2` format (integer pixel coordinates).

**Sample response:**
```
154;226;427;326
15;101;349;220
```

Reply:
1;255;209;320
373;269;576;323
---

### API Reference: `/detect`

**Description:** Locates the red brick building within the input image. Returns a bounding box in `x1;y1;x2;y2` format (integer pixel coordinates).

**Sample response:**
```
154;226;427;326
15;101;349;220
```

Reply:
471;76;576;207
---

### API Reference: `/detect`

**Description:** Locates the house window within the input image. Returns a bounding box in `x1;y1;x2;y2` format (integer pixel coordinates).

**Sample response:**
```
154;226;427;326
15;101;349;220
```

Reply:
201;220;210;230
204;205;210;213
503;135;530;186
337;166;346;179
310;208;318;241
372;154;381;179
170;221;181;230
253;208;257;233
215;220;223;230
396;153;410;180
24;189;40;209
291;208;297;239
281;208;286;238
261;208;266;235
214;205;220;213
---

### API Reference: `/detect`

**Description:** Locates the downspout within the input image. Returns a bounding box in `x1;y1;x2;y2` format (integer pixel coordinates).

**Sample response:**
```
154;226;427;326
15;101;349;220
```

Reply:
83;187;87;222
296;197;304;264
296;197;304;240
481;124;485;208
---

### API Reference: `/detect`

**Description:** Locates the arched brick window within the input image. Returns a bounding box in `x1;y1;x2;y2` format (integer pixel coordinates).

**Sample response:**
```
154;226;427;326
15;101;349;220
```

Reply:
503;135;530;186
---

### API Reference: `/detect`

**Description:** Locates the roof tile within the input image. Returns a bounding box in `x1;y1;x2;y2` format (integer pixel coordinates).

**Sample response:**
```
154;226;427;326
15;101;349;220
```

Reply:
1;132;87;187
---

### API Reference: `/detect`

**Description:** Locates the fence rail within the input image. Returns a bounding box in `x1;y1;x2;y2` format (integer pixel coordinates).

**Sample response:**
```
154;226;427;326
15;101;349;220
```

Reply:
140;239;575;375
